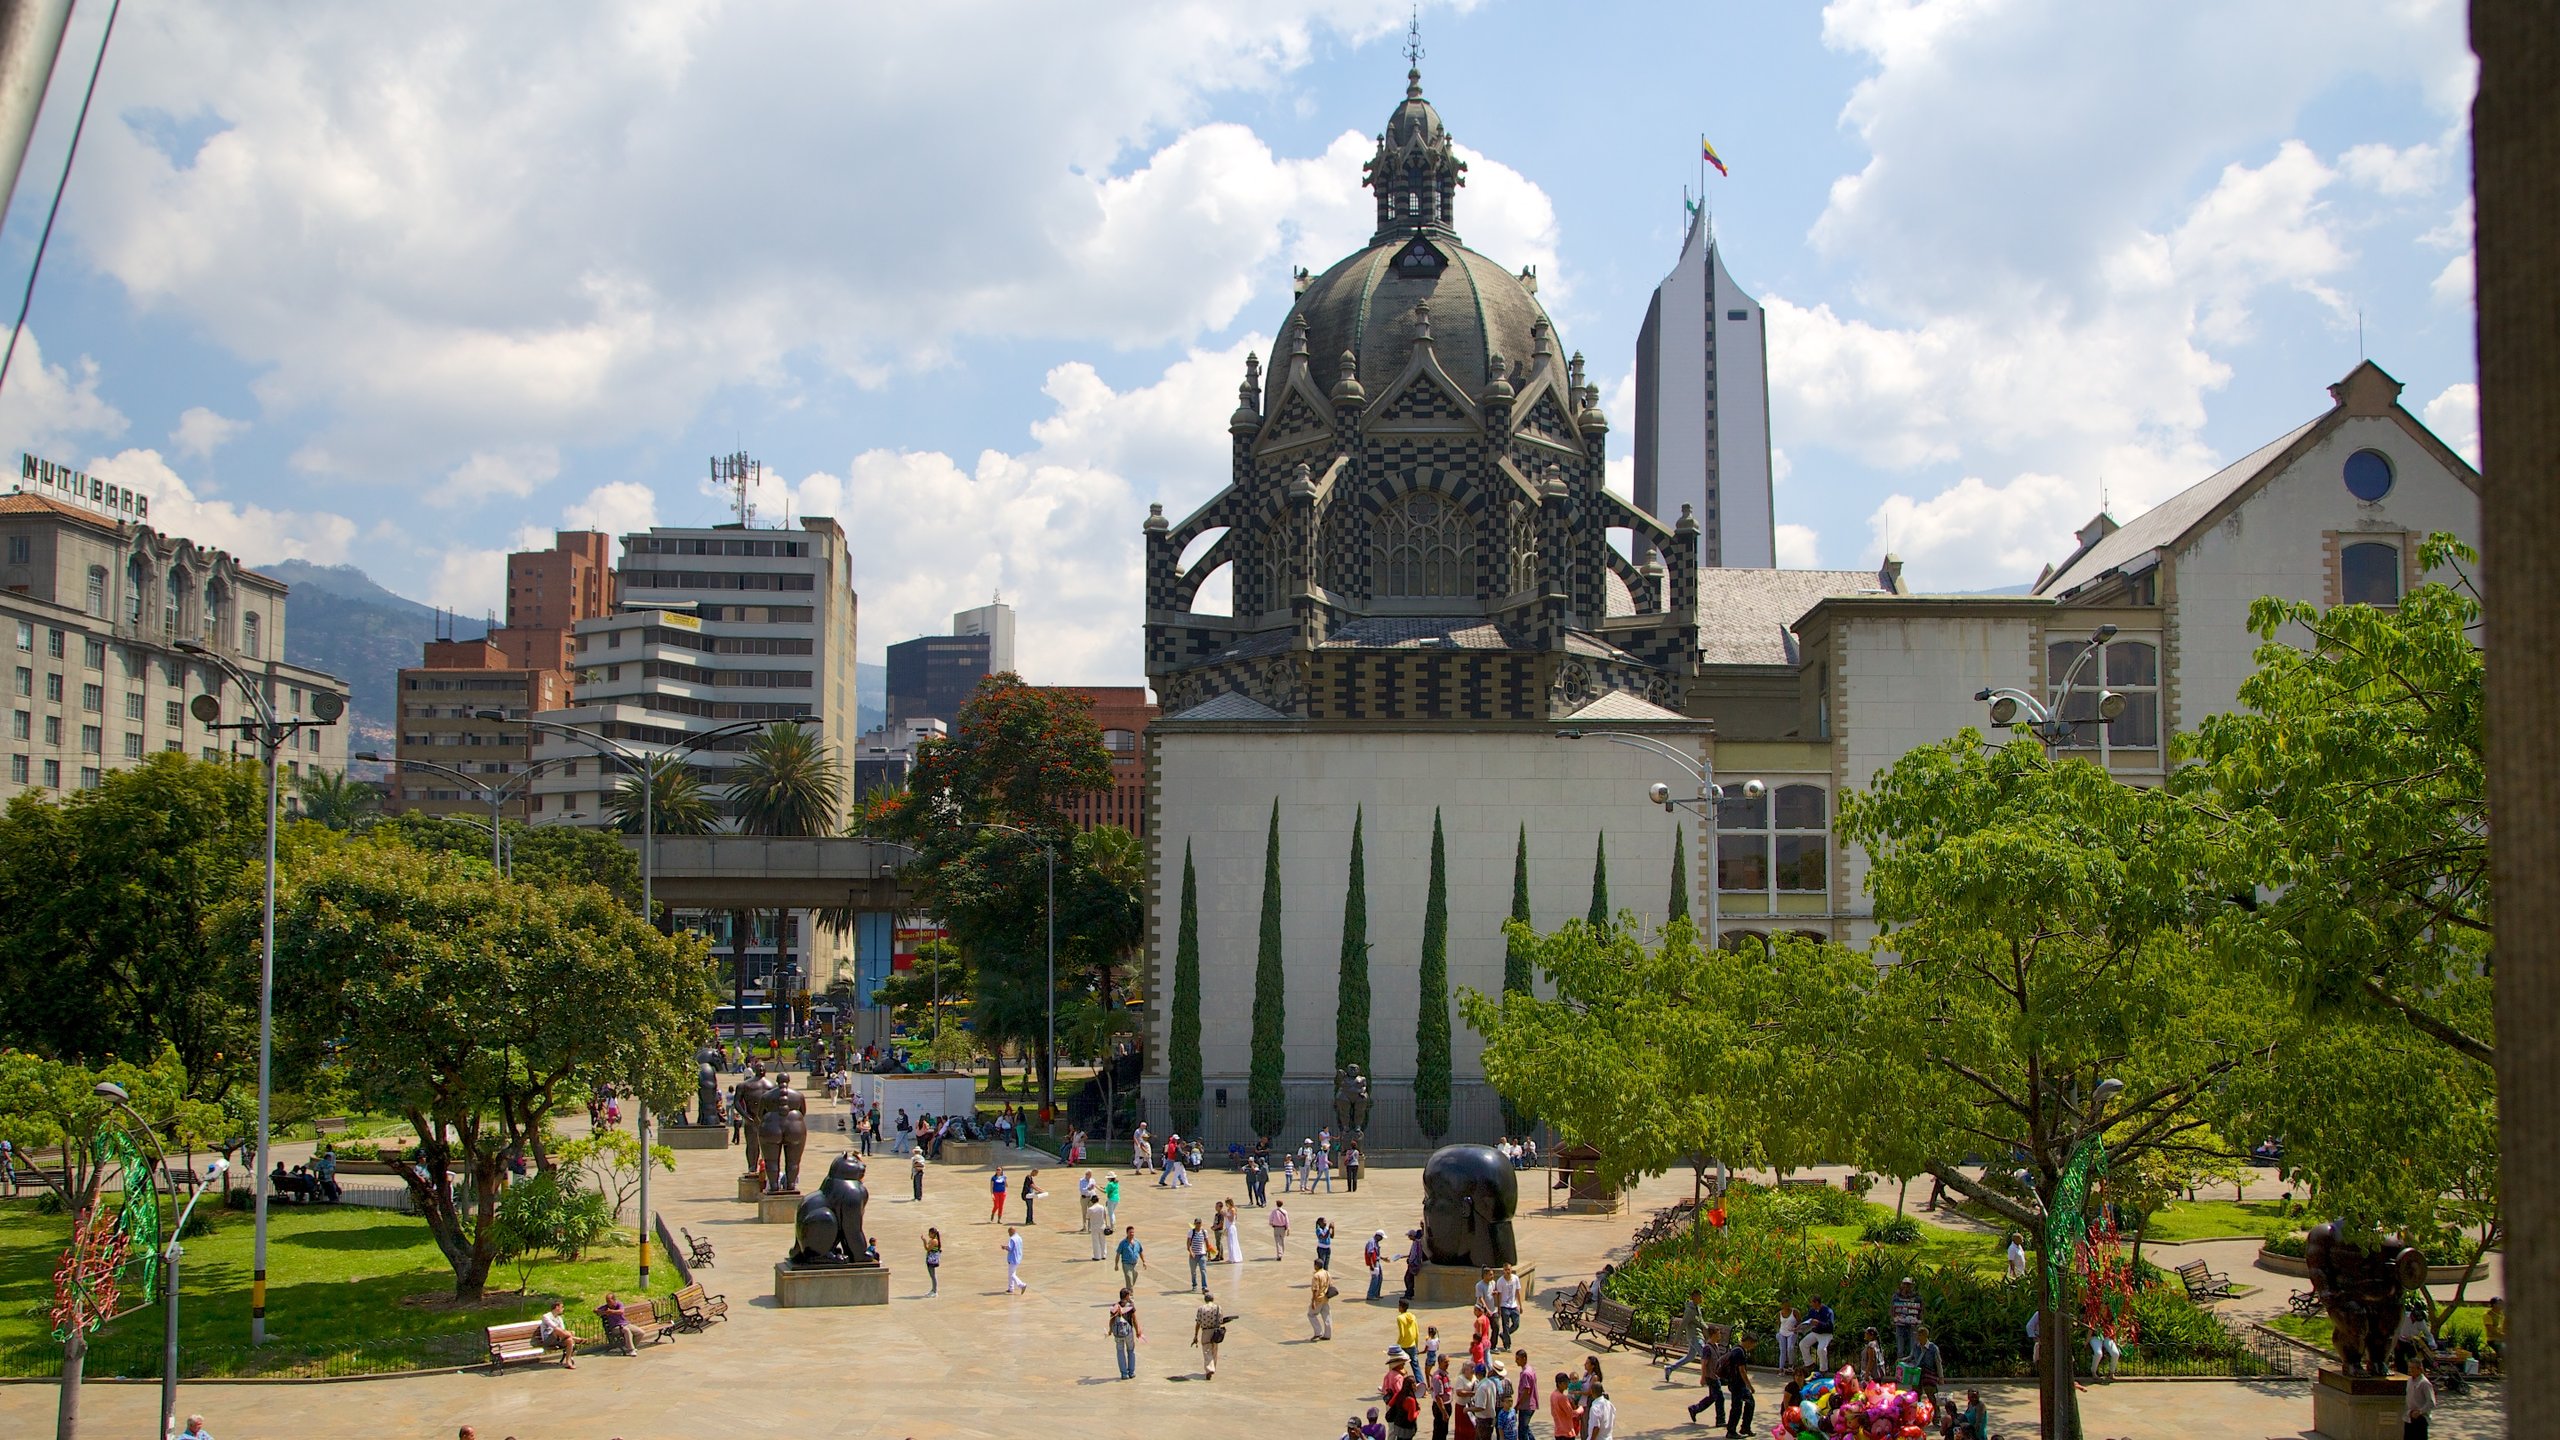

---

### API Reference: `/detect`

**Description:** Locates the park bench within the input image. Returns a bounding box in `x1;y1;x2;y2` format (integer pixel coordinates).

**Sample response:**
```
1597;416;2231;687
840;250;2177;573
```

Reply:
313;1116;350;1136
2287;1288;2325;1319
670;1282;729;1332
1776;1176;1830;1189
2176;1260;2238;1300
1548;1283;1589;1331
485;1320;558;1370
1642;1320;1697;1364
1574;1298;1638;1350
681;1226;717;1269
609;1298;675;1354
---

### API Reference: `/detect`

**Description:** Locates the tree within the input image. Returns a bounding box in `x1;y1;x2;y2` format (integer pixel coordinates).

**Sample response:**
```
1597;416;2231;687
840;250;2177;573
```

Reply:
1667;829;1690;923
870;938;971;1042
0;755;265;1102
259;842;717;1300
1249;800;1288;1140
728;723;847;1047
2185;538;2490;1062
1499;824;1534;1136
294;767;379;830
554;1128;675;1225
605;754;722;839
1837;734;2292;1440
1334;807;1371;1079
1060;823;1146;1003
1585;834;1609;929
1415;808;1453;1145
1168;843;1204;1135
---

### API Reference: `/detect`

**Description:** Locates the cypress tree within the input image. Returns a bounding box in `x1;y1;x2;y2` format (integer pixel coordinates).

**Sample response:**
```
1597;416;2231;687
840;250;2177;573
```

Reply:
1169;842;1204;1134
1249;799;1288;1140
1415;808;1453;1144
1586;833;1611;929
1669;829;1692;923
1500;822;1534;1135
1334;806;1371;1078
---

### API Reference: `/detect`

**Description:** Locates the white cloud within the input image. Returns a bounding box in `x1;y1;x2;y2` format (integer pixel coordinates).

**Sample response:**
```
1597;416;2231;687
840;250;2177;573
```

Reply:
428;546;507;618
1774;523;1821;569
1868;471;2082;587
436;446;562;505
2422;382;2478;467
0;328;127;457
561;480;657;538
83;447;358;566
2431;253;2473;308
2338;138;2450;197
169;405;246;459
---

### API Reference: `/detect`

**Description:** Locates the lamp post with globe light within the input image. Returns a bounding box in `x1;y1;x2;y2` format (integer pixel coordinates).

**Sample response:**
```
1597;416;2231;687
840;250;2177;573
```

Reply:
1554;728;1760;952
173;640;342;1347
1975;624;2129;746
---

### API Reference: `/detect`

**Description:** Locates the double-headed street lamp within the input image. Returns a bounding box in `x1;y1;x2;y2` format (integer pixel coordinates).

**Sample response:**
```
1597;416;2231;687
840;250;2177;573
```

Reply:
1556;728;1759;952
474;708;808;1295
173;640;341;1347
93;1081;226;1440
1975;624;2128;745
353;751;580;874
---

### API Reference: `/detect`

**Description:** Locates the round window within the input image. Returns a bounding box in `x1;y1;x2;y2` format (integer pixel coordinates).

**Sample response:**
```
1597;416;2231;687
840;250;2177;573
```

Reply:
2343;448;2394;502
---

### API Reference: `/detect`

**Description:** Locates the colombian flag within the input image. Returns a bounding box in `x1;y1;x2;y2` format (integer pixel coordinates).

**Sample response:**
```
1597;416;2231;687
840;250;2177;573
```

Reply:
1701;136;1728;177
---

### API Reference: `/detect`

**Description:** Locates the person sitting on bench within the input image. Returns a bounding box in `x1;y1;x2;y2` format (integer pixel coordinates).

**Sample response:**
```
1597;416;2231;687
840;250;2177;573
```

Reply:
537;1300;579;1368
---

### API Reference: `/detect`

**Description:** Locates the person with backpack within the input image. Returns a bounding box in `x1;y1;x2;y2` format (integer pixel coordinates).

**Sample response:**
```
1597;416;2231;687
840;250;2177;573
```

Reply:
1712;1329;1755;1438
1108;1287;1143;1379
1383;1351;1424;1440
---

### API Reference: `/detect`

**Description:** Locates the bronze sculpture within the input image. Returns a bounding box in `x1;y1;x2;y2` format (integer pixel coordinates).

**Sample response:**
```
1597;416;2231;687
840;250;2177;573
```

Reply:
1421;1143;1518;1268
2302;1221;2426;1377
694;1044;725;1127
758;1076;809;1193
1333;1065;1371;1136
790;1154;875;1267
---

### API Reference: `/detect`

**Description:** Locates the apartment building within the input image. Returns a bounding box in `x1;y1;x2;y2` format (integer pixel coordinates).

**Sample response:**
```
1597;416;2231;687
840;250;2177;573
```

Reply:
1048;684;1155;836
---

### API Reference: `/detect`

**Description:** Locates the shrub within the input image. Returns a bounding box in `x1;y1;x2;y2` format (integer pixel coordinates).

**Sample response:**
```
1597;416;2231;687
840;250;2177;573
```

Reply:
178;1208;217;1240
493;1173;615;1291
2263;1231;2309;1258
1861;1216;1923;1246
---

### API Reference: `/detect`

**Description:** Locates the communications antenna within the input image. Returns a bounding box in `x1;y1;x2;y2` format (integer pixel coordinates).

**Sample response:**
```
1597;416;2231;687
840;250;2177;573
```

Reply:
712;452;761;526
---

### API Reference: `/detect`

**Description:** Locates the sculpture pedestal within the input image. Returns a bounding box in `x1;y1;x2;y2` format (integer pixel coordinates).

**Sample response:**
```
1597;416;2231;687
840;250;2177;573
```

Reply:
938;1140;996;1167
2313;1369;2406;1440
1412;1261;1534;1305
772;1261;889;1308
758;1191;803;1224
736;1174;766;1203
665;1126;729;1150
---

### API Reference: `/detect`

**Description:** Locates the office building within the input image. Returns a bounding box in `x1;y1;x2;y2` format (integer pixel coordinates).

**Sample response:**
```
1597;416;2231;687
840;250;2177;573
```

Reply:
1047;684;1155;835
1;463;348;804
952;597;1017;676
494;530;613;672
390;638;565;820
852;716;945;802
1633;211;1775;566
885;631;991;726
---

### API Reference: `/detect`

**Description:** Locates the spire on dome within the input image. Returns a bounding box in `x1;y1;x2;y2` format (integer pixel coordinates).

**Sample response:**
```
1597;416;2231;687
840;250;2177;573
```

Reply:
1362;27;1465;245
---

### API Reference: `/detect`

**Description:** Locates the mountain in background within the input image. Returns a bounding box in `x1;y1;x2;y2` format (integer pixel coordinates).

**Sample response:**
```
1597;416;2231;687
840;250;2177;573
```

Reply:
856;662;885;733
265;560;483;753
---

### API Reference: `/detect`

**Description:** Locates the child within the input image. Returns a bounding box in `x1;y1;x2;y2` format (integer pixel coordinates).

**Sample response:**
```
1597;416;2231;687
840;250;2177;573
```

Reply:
1364;1407;1389;1440
1423;1324;1443;1375
1858;1326;1888;1383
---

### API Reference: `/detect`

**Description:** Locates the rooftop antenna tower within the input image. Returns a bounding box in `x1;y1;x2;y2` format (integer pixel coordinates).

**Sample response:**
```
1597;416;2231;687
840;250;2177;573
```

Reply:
712;451;761;527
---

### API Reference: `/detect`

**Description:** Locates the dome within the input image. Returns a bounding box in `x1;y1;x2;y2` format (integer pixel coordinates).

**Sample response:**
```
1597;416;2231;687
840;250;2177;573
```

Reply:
1288;233;1555;405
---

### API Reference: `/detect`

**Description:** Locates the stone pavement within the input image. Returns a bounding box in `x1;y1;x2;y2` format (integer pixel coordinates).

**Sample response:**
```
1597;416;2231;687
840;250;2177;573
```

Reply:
0;1115;2507;1438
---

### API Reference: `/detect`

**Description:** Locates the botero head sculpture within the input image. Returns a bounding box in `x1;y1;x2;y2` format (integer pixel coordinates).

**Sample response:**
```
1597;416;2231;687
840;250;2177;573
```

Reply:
1421;1143;1518;1269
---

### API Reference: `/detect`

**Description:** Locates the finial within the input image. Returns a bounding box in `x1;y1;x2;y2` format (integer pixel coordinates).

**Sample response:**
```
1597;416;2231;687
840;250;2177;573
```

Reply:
1530;318;1552;363
1145;503;1169;533
1288;462;1318;502
1245;351;1262;390
1676;503;1699;535
1403;5;1424;90
1331;348;1366;406
1485;354;1513;405
1288;314;1310;359
1412;300;1433;343
1568;351;1586;392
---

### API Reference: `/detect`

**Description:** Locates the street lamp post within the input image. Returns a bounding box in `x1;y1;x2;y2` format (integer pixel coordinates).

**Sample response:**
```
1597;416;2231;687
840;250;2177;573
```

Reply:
1975;624;2127;746
353;752;580;874
174;640;341;1346
1555;728;1758;952
478;709;808;1295
93;1081;228;1440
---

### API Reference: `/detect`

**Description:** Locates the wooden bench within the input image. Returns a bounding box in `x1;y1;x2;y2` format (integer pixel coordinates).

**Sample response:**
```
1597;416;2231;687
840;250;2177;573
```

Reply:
1548;1283;1590;1331
485;1320;560;1370
681;1226;717;1269
2176;1260;2238;1300
1776;1176;1830;1189
1642;1321;1698;1364
1574;1298;1638;1349
607;1298;675;1354
313;1117;351;1137
670;1282;729;1332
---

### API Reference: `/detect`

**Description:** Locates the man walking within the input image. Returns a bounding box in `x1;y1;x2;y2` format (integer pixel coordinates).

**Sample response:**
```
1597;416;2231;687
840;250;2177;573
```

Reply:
1495;1265;1523;1349
1664;1291;1711;1385
1712;1329;1756;1437
1087;1194;1114;1260
911;1149;926;1202
1193;1289;1225;1381
1118;1226;1148;1291
1187;1218;1212;1292
1513;1350;1540;1440
1004;1225;1028;1294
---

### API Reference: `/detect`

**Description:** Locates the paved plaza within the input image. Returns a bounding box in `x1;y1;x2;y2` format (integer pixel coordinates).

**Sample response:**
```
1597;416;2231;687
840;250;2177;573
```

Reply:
0;1109;2507;1439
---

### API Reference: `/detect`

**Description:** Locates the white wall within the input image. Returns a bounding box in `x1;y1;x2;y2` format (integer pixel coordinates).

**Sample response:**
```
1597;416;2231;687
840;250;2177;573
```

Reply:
1149;727;1705;1086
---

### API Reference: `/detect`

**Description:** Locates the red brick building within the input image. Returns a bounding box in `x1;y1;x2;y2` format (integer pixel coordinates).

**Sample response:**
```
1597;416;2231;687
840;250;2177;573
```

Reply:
495;530;613;672
1051;684;1156;835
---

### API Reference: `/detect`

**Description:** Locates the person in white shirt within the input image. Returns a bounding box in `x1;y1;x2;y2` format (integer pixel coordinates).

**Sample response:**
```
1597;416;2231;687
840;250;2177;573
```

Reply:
2405;1355;2437;1440
1004;1225;1028;1294
1582;1380;1616;1440
1087;1196;1115;1260
2005;1233;2028;1282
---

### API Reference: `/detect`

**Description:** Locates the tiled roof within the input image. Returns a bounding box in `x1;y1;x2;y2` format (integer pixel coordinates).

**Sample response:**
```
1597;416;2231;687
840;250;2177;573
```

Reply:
1562;631;1638;661
1317;617;1523;649
1162;691;1295;722
1195;629;1297;664
1698;567;1897;665
1563;691;1690;723
0;491;121;532
2037;417;2321;598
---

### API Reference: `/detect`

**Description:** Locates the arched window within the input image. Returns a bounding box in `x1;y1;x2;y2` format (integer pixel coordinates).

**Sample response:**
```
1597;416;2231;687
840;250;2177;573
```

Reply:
1377;490;1468;598
164;566;187;635
83;566;105;618
2341;541;2401;607
125;555;146;625
1101;728;1138;756
242;610;262;659
203;578;228;643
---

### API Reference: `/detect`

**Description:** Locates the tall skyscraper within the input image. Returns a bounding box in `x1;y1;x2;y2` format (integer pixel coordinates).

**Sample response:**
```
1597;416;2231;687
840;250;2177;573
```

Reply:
1633;212;1775;567
951;596;1016;675
884;631;991;725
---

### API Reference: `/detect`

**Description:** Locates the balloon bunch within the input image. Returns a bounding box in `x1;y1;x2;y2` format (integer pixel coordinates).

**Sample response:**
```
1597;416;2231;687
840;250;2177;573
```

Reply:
1774;1368;1935;1440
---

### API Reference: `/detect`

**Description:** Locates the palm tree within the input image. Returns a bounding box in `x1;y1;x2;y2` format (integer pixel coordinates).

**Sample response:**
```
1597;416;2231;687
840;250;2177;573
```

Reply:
296;768;380;830
605;755;721;837
727;723;847;1047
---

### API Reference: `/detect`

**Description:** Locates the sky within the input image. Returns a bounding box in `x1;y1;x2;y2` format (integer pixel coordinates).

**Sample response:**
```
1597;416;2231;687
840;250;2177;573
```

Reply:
0;0;2480;685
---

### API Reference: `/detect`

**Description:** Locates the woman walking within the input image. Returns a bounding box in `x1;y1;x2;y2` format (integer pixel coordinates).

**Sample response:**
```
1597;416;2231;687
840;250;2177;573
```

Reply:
921;1227;943;1294
1193;1289;1226;1380
1224;1199;1244;1265
1310;1258;1337;1341
1110;1287;1144;1380
1105;1173;1122;1228
1271;1200;1292;1259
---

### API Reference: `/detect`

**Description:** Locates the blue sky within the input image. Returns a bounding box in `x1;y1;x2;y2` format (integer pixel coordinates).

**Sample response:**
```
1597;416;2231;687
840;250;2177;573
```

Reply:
0;0;2478;684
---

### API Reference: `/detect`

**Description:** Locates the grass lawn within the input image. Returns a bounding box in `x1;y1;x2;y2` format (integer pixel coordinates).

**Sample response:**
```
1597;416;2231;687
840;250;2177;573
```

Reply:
2135;1198;2299;1244
0;1198;645;1379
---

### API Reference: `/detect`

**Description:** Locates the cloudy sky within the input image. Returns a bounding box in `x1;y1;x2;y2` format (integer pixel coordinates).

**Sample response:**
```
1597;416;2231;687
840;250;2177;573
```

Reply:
0;0;2478;684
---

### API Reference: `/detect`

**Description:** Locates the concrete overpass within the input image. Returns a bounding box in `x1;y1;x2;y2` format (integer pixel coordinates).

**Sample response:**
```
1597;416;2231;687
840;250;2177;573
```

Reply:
625;835;919;911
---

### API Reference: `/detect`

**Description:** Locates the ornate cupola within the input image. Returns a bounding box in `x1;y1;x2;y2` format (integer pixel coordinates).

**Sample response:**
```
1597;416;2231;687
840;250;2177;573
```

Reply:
1363;66;1466;243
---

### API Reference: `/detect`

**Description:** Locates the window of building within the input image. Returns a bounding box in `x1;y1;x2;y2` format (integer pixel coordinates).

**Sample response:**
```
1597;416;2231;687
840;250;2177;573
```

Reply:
12;667;27;696
1101;728;1139;755
126;555;147;625
46;628;62;658
164;699;181;726
1377;490;1470;598
80;683;102;712
5;535;26;563
42;758;59;787
84;566;105;618
43;715;59;744
164;567;186;634
1717;783;1830;898
2341;541;2402;607
82;638;102;669
2049;638;2161;757
80;766;99;789
1727;309;1749;321
10;711;25;739
7;754;22;783
44;673;61;701
123;692;142;720
13;620;28;650
79;725;101;754
242;610;261;658
2343;448;2395;502
121;733;142;758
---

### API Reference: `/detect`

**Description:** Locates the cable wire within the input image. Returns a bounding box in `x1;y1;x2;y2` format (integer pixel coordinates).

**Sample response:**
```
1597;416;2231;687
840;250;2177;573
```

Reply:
0;0;122;403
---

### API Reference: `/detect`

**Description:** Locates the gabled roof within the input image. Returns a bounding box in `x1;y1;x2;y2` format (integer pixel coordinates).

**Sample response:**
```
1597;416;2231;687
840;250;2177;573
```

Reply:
1698;566;1901;665
0;491;122;534
1161;691;1295;723
2036;418;2319;599
1563;691;1689;723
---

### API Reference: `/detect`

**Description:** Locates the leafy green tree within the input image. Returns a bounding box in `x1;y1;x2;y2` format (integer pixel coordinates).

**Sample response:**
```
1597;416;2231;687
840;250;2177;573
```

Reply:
1415;809;1453;1144
257;842;718;1300
1837;734;2293;1440
870;938;971;1040
1668;830;1690;923
1499;824;1534;1135
295;767;380;830
2185;536;2489;1062
728;723;847;1046
606;754;722;838
0;754;265;1100
554;1128;675;1226
501;822;644;911
1334;807;1371;1079
1585;834;1609;929
1249;800;1288;1139
493;1171;615;1290
1060;823;1146;1003
1169;844;1204;1134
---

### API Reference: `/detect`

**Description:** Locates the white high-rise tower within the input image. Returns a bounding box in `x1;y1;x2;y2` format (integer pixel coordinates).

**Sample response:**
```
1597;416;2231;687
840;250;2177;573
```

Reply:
1633;211;1774;566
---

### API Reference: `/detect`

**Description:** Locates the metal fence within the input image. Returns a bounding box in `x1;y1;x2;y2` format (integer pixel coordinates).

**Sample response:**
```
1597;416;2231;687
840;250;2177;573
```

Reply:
1135;1077;1526;1154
